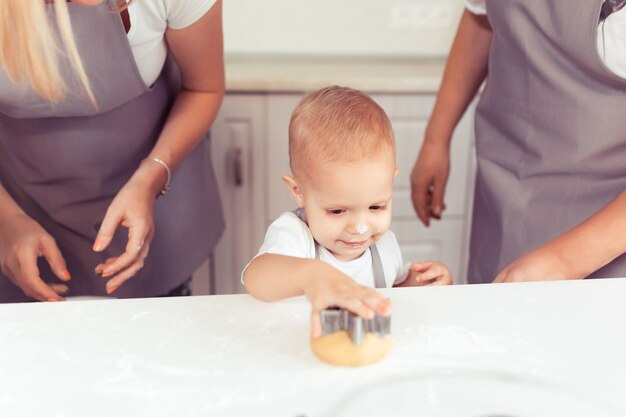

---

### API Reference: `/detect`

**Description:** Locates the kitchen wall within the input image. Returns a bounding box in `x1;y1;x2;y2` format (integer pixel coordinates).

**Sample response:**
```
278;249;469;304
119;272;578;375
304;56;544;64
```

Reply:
223;0;464;58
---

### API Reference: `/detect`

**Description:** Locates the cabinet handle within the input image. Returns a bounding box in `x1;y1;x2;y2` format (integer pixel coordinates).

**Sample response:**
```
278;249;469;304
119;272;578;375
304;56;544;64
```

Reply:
233;147;243;186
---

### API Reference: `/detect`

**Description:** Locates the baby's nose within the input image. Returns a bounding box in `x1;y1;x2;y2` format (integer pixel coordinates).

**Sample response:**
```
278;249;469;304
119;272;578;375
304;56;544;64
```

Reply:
351;223;369;235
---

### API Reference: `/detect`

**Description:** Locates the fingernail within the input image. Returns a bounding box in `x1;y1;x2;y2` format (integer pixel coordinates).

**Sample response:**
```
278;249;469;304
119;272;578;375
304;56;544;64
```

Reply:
93;240;104;252
62;269;71;280
433;206;442;217
47;298;60;302
106;285;118;294
379;301;392;315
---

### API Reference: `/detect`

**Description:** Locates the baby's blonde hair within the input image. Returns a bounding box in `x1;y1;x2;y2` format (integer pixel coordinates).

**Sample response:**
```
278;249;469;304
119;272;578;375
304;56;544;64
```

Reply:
289;86;395;178
0;0;132;106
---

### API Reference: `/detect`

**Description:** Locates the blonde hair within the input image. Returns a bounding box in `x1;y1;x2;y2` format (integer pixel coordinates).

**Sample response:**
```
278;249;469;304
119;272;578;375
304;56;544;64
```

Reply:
289;86;395;178
0;0;131;106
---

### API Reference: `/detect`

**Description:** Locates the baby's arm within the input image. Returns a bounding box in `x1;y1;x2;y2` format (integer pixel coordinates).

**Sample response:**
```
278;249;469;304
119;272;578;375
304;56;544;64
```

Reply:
244;253;323;301
395;261;452;287
244;254;392;337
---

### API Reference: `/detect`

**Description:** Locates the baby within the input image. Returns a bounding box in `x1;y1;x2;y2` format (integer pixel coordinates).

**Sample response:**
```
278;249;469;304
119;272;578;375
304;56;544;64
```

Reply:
243;86;451;337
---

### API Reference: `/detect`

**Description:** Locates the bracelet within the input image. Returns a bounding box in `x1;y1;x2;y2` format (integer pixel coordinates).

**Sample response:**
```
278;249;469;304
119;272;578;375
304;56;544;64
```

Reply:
146;157;171;196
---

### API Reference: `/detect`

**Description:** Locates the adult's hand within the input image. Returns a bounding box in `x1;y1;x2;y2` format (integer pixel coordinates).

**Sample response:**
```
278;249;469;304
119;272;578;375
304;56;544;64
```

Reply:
0;212;71;301
493;248;570;283
93;163;162;294
410;10;492;227
411;139;450;226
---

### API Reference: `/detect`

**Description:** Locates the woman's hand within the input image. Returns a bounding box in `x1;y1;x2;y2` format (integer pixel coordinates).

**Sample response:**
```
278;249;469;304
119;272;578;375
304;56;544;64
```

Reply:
494;248;570;283
303;270;393;338
401;261;453;286
0;212;71;301
410;10;492;227
411;139;450;227
93;161;165;294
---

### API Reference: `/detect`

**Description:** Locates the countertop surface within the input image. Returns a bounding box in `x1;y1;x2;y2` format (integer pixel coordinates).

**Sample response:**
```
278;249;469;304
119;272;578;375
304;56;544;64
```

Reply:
1;279;626;417
224;55;447;93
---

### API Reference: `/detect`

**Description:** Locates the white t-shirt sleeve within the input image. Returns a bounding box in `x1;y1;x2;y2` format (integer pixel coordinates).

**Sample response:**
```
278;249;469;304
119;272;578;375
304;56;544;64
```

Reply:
241;212;315;284
465;0;487;15
257;213;315;258
164;0;217;29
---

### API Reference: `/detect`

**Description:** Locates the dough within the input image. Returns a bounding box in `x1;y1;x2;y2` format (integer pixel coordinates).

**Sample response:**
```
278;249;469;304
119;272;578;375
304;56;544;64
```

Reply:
310;331;393;366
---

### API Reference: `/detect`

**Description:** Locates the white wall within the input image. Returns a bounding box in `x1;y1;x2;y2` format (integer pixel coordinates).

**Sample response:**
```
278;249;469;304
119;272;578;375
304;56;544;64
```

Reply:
223;0;464;58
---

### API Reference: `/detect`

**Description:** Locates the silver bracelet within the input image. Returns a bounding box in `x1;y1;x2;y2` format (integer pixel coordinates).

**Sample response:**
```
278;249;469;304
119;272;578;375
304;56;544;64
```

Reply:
146;157;171;196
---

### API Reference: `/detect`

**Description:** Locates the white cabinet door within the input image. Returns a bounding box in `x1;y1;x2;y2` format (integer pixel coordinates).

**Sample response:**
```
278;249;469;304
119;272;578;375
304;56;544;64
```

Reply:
209;95;268;294
372;94;475;283
391;219;466;284
372;94;474;218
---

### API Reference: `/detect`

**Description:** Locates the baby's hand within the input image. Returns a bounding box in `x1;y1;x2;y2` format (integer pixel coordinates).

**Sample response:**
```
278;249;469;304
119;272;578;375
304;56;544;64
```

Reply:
303;268;393;338
407;261;452;286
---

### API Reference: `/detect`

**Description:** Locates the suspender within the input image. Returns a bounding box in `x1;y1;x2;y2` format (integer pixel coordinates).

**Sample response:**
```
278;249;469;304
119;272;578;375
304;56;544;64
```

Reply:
369;244;387;289
296;209;387;288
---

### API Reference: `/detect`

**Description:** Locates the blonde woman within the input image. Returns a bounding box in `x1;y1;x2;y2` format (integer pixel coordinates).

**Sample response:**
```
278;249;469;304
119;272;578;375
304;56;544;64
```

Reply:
0;0;224;302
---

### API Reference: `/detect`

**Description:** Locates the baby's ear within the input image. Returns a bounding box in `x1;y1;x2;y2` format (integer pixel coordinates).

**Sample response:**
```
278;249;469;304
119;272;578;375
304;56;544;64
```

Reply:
282;175;304;208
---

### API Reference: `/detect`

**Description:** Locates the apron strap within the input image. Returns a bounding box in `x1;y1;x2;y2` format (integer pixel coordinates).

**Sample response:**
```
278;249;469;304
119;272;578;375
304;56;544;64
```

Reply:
369;244;386;288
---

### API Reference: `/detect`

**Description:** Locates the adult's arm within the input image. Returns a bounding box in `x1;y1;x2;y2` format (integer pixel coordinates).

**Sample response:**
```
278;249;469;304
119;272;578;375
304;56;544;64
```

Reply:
411;9;492;226
93;0;225;293
495;188;626;282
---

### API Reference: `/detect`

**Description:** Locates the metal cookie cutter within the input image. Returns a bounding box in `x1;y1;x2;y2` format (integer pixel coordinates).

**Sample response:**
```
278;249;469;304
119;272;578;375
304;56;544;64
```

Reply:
319;307;391;346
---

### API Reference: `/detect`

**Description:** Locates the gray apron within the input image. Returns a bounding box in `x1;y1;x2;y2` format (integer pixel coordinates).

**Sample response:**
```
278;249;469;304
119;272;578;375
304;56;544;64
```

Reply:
0;1;224;301
294;209;386;288
468;0;626;283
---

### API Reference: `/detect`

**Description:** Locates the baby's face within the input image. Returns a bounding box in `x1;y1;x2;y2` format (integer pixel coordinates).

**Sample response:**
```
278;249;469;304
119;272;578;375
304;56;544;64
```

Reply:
298;156;396;262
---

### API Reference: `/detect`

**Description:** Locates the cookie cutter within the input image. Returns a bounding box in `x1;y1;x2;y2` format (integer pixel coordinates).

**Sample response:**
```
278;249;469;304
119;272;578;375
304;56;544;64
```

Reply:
319;307;391;346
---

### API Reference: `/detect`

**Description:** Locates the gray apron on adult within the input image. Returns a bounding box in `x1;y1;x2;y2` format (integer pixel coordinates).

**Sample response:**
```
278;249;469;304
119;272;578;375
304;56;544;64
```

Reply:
0;1;224;301
294;209;386;288
468;0;626;283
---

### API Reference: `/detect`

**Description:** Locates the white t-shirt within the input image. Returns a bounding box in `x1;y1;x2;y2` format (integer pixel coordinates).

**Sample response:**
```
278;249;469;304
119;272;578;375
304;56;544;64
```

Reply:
242;212;410;288
465;0;626;79
126;0;217;86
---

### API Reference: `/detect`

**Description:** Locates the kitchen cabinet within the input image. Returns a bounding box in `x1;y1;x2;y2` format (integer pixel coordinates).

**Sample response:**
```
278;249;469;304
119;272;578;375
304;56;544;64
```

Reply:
204;92;475;294
202;95;268;294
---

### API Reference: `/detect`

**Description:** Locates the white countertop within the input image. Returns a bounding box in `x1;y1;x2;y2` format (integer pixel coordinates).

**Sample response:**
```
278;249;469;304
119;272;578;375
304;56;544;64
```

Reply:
1;279;626;417
224;55;446;93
